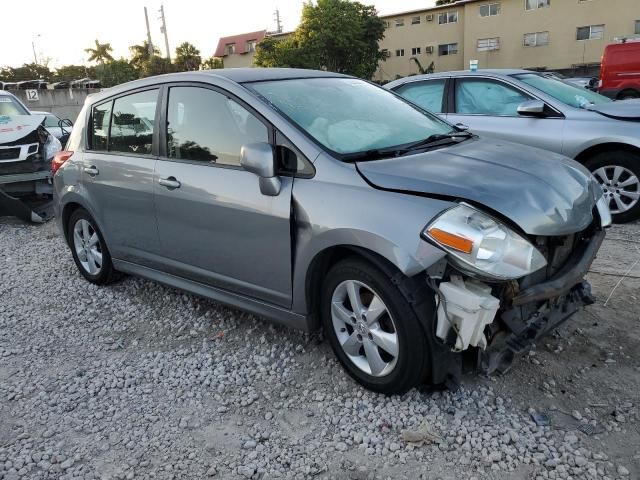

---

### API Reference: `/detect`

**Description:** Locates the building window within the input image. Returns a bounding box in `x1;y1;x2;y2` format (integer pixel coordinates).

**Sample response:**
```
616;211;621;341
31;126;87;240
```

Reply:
411;47;422;55
438;11;458;24
480;3;501;17
246;40;257;53
411;16;421;25
382;49;391;58
395;18;404;27
635;20;640;34
525;0;550;11
225;43;236;55
438;43;458;56
523;31;550;47
577;25;604;41
477;37;500;51
396;49;405;57
383;21;390;28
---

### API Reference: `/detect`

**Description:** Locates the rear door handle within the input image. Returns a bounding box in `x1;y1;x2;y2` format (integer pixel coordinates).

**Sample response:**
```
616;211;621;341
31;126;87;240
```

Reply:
159;177;181;189
84;165;99;176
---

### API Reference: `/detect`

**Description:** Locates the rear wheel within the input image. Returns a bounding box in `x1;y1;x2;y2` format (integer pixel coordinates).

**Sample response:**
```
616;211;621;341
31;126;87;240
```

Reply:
321;258;433;394
67;208;118;284
586;151;640;223
617;89;640;100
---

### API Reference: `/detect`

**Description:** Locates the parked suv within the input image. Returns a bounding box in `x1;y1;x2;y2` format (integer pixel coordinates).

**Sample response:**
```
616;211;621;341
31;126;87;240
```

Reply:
387;70;640;223
599;41;640;100
54;69;609;394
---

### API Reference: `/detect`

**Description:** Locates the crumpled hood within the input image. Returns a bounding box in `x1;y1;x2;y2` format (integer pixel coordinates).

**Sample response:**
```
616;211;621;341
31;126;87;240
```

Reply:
356;138;599;236
586;99;640;121
0;115;45;144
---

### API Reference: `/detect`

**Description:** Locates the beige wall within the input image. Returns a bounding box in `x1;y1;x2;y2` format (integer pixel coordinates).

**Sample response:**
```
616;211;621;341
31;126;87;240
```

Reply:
376;0;640;82
221;53;256;69
377;6;466;81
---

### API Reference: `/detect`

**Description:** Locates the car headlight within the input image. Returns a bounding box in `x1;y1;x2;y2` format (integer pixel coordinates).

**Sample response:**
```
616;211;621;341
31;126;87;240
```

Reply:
423;204;547;280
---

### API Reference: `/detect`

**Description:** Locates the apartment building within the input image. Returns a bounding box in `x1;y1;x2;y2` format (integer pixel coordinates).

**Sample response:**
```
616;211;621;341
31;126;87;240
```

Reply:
214;30;292;68
376;0;640;81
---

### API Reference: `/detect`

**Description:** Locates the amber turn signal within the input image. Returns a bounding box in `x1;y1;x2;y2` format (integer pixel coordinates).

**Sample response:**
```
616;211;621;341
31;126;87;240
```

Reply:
427;227;474;254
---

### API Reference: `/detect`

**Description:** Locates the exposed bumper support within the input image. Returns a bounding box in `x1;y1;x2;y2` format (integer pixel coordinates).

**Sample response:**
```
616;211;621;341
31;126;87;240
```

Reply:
512;230;605;306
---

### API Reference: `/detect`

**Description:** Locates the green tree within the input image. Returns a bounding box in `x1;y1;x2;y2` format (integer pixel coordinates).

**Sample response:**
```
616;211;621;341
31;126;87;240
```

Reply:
201;56;224;70
1;63;53;82
129;41;160;70
174;42;202;71
85;40;114;64
140;56;175;77
54;65;95;82
254;0;387;79
435;0;456;5
94;59;138;87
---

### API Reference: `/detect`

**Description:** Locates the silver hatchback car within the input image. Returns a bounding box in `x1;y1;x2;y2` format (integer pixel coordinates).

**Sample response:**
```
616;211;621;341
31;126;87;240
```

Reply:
53;69;610;394
386;70;640;223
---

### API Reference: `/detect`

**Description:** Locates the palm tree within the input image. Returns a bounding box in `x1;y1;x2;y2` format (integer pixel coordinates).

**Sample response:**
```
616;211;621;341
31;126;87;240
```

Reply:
85;40;114;64
129;41;160;70
174;42;202;71
410;57;435;74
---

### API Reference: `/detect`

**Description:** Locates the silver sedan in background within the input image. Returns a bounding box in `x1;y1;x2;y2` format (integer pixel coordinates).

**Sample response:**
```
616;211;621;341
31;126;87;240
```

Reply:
387;70;640;223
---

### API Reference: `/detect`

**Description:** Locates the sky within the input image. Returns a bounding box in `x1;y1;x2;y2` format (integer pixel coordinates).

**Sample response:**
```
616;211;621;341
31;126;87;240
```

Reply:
0;0;436;69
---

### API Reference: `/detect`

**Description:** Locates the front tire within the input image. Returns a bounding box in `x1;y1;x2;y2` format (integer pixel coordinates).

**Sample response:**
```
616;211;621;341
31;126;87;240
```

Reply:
586;151;640;223
617;89;640;100
67;208;118;284
321;258;433;394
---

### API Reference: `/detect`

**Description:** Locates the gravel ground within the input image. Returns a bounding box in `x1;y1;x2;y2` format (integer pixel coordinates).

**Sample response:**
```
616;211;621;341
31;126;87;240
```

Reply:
0;218;638;480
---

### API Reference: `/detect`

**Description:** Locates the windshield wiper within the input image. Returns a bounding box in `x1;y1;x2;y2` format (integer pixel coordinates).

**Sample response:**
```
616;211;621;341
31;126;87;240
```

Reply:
397;131;474;154
340;131;473;163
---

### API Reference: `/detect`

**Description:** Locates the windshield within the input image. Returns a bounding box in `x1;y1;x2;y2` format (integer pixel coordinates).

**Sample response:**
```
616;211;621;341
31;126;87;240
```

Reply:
247;77;453;156
44;115;61;128
514;73;611;109
0;95;29;116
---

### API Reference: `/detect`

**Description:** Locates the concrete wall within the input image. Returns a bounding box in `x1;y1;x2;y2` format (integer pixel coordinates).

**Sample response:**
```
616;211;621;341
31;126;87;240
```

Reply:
12;89;100;122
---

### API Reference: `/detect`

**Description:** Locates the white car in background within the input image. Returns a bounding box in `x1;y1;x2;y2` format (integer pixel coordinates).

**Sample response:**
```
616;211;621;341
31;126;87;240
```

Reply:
31;111;73;145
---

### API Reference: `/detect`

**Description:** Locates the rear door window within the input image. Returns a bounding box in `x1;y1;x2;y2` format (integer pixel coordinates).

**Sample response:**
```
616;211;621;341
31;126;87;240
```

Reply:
109;89;158;155
166;86;268;166
394;79;447;113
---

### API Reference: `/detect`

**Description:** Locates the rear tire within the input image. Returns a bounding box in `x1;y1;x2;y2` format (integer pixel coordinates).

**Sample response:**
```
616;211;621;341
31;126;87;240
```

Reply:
617;89;640;100
67;208;119;285
585;151;640;223
321;258;433;394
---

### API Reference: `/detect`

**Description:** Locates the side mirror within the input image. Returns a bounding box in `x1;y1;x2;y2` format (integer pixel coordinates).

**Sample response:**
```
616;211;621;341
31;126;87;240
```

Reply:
517;100;547;117
240;142;281;196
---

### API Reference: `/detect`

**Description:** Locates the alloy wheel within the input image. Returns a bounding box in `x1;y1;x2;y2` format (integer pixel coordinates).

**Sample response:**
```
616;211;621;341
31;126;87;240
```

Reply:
330;280;399;377
593;165;640;214
73;219;103;275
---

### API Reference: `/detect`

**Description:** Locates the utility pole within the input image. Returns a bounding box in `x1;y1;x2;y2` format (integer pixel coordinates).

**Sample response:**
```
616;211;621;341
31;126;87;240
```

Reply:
159;4;171;61
273;9;283;33
31;34;40;64
144;7;155;56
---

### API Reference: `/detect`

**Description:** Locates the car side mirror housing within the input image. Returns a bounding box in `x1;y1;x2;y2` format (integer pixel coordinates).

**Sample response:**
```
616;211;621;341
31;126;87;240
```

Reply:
240;142;281;196
517;100;547;117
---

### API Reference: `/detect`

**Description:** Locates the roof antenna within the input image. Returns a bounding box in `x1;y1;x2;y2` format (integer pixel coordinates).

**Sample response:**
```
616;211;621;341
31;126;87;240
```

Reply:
274;9;283;33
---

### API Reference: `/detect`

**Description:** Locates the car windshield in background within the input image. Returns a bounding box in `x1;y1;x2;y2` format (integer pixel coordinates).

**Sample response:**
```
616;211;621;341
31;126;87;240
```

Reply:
514;73;611;109
247;77;453;156
0;96;29;116
44;115;61;128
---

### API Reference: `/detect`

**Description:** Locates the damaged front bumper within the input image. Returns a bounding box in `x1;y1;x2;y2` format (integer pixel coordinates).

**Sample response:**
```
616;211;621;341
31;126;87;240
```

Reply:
432;228;605;376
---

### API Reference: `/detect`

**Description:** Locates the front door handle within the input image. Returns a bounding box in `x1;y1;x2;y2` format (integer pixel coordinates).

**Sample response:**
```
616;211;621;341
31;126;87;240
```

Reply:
159;177;181;189
83;165;99;176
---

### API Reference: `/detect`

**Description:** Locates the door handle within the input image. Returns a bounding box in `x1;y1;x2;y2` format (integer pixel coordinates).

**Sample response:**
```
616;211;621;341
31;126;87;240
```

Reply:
159;177;181;189
83;165;99;176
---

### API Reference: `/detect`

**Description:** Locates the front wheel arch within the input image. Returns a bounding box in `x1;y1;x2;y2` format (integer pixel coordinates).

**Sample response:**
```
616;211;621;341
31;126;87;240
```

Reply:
575;142;640;165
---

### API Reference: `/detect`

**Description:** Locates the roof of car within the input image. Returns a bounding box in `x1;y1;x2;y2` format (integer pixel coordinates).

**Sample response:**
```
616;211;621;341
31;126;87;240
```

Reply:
87;68;351;104
385;69;535;88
